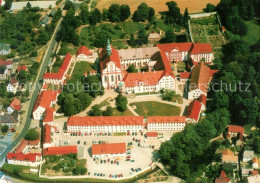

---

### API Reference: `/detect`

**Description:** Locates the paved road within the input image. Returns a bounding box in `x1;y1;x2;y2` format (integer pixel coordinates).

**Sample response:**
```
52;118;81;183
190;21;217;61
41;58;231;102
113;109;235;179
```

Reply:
0;16;63;166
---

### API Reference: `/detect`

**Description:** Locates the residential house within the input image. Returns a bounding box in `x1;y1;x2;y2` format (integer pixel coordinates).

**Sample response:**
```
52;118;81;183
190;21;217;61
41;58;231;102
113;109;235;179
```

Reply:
0;60;13;80
15;139;40;153
43;146;78;156
7;97;21;114
0;43;11;55
7;152;42;167
32;90;59;120
148;32;161;43
186;99;202;123
7;78;19;94
190;43;213;63
76;45;93;60
243;150;255;162
222;149;238;166
188;62;210;100
39;15;50;26
0;0;5;7
17;65;27;72
247;174;260;183
92;143;126;158
0;111;18;127
215;170;231;183
49;9;57;17
180;72;190;82
227;125;244;141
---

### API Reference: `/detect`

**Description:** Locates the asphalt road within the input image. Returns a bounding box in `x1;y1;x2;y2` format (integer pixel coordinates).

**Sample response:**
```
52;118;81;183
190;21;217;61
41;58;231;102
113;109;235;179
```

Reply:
0;18;62;165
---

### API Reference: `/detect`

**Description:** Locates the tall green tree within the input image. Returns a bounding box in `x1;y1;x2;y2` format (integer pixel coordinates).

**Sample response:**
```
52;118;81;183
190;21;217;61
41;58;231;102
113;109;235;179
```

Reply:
159;29;176;43
108;4;121;22
120;5;131;21
115;94;128;112
183;7;189;28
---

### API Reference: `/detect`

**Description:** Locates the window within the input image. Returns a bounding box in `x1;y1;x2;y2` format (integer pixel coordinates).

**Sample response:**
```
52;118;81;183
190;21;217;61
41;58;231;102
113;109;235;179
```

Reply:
118;75;120;80
104;76;107;82
111;75;114;82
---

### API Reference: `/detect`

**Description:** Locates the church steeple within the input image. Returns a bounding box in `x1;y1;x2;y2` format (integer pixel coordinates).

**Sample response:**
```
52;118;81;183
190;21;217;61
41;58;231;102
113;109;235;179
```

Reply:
106;38;112;56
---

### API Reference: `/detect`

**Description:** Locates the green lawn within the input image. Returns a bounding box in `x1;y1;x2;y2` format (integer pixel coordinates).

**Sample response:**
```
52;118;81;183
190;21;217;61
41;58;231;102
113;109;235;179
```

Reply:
80;26;94;48
112;41;126;49
72;61;94;77
131;101;181;117
119;22;145;35
194;36;208;43
243;21;260;44
155;20;174;32
112;107;134;116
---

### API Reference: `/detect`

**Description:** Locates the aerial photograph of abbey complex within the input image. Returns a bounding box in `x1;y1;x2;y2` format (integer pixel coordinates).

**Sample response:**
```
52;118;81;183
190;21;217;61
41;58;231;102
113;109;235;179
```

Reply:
0;0;259;182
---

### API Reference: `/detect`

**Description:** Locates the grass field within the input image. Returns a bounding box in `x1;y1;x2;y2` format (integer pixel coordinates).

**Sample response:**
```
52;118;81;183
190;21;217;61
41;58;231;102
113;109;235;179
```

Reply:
131;101;181;117
243;21;260;44
72;61;94;77
119;21;145;34
113;107;134;116
96;0;220;14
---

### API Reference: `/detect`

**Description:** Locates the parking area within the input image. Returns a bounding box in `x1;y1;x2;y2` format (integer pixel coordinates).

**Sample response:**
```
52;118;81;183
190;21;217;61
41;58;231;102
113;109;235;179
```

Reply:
50;119;179;179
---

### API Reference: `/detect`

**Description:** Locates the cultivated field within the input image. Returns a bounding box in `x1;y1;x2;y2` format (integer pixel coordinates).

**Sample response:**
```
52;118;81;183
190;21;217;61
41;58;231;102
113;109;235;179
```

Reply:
96;0;221;14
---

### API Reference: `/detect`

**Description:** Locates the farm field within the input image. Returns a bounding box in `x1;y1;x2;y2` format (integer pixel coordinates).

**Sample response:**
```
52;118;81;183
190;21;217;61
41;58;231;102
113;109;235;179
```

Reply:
96;0;221;14
131;101;181;117
71;61;94;77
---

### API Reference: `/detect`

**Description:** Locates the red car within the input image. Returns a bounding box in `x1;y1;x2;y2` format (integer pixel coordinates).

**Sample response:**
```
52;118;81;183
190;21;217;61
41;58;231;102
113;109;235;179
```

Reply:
109;174;112;178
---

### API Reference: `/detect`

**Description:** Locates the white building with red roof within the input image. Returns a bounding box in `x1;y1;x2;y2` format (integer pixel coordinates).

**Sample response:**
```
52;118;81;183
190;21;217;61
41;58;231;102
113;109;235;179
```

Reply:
180;72;191;82
76;45;93;60
43;146;77;156
43;53;72;85
67;116;144;133
15;139;40;153
157;42;213;63
7;97;21;114
17;65;27;72
147;116;186;131
227;125;244;141
32;90;59;120
146;132;158;139
186;100;202;123
43;124;52;148
92;143;126;158
7;152;42;167
198;94;207;111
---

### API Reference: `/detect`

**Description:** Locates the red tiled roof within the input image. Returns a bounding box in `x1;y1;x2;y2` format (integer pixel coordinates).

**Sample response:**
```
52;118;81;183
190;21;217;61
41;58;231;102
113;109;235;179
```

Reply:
222;149;234;156
77;45;92;56
67;116;144;126
215;170;231;183
0;59;12;66
15;139;28;153
99;45;121;71
92;143;126;156
7;152;41;162
123;71;165;87
159;51;175;77
228;125;244;134
27;138;40;146
147;116;186;123
43;124;51;144
189;62;210;93
210;69;219;77
146;132;158;137
198;94;207;105
180;72;191;79
186;100;201;121
43;146;77;155
157;42;193;52
251;170;259;175
10;97;21;111
17;65;27;72
43;53;72;80
10;78;18;85
190;43;213;55
33;90;59;112
43;108;54;123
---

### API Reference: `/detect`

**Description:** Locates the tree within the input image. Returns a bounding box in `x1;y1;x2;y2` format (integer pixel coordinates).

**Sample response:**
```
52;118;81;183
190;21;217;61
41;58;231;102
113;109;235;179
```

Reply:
24;129;39;140
1;125;9;133
148;7;155;22
13;168;21;176
108;4;121;22
136;28;148;46
89;8;101;25
64;1;74;11
103;106;113;116
203;3;216;12
183;8;189;28
164;1;183;25
208;91;229;111
4;0;13;10
132;3;151;22
115;94;127;112
126;64;138;73
26;2;32;9
120;5;131;21
83;75;104;98
37;31;50;45
88;105;102;116
159;30;176;43
128;34;136;47
80;6;89;24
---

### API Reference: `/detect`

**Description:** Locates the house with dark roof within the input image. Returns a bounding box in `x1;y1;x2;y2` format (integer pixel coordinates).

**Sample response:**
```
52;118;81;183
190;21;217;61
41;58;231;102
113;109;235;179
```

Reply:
0;110;18;127
188;62;210;100
49;9;56;17
0;43;11;55
39;15;50;26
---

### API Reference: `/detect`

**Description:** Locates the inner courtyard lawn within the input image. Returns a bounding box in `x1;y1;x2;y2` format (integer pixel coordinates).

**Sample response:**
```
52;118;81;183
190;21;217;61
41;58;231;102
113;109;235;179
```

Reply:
130;101;181;117
72;61;94;77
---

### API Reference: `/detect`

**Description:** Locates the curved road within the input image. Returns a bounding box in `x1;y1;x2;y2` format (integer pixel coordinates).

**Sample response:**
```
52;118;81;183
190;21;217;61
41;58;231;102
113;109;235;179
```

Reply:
0;17;63;165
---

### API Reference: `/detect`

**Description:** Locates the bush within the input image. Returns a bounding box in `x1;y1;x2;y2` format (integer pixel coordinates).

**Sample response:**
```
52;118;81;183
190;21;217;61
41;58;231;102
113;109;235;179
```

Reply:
1;125;9;133
24;129;39;140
